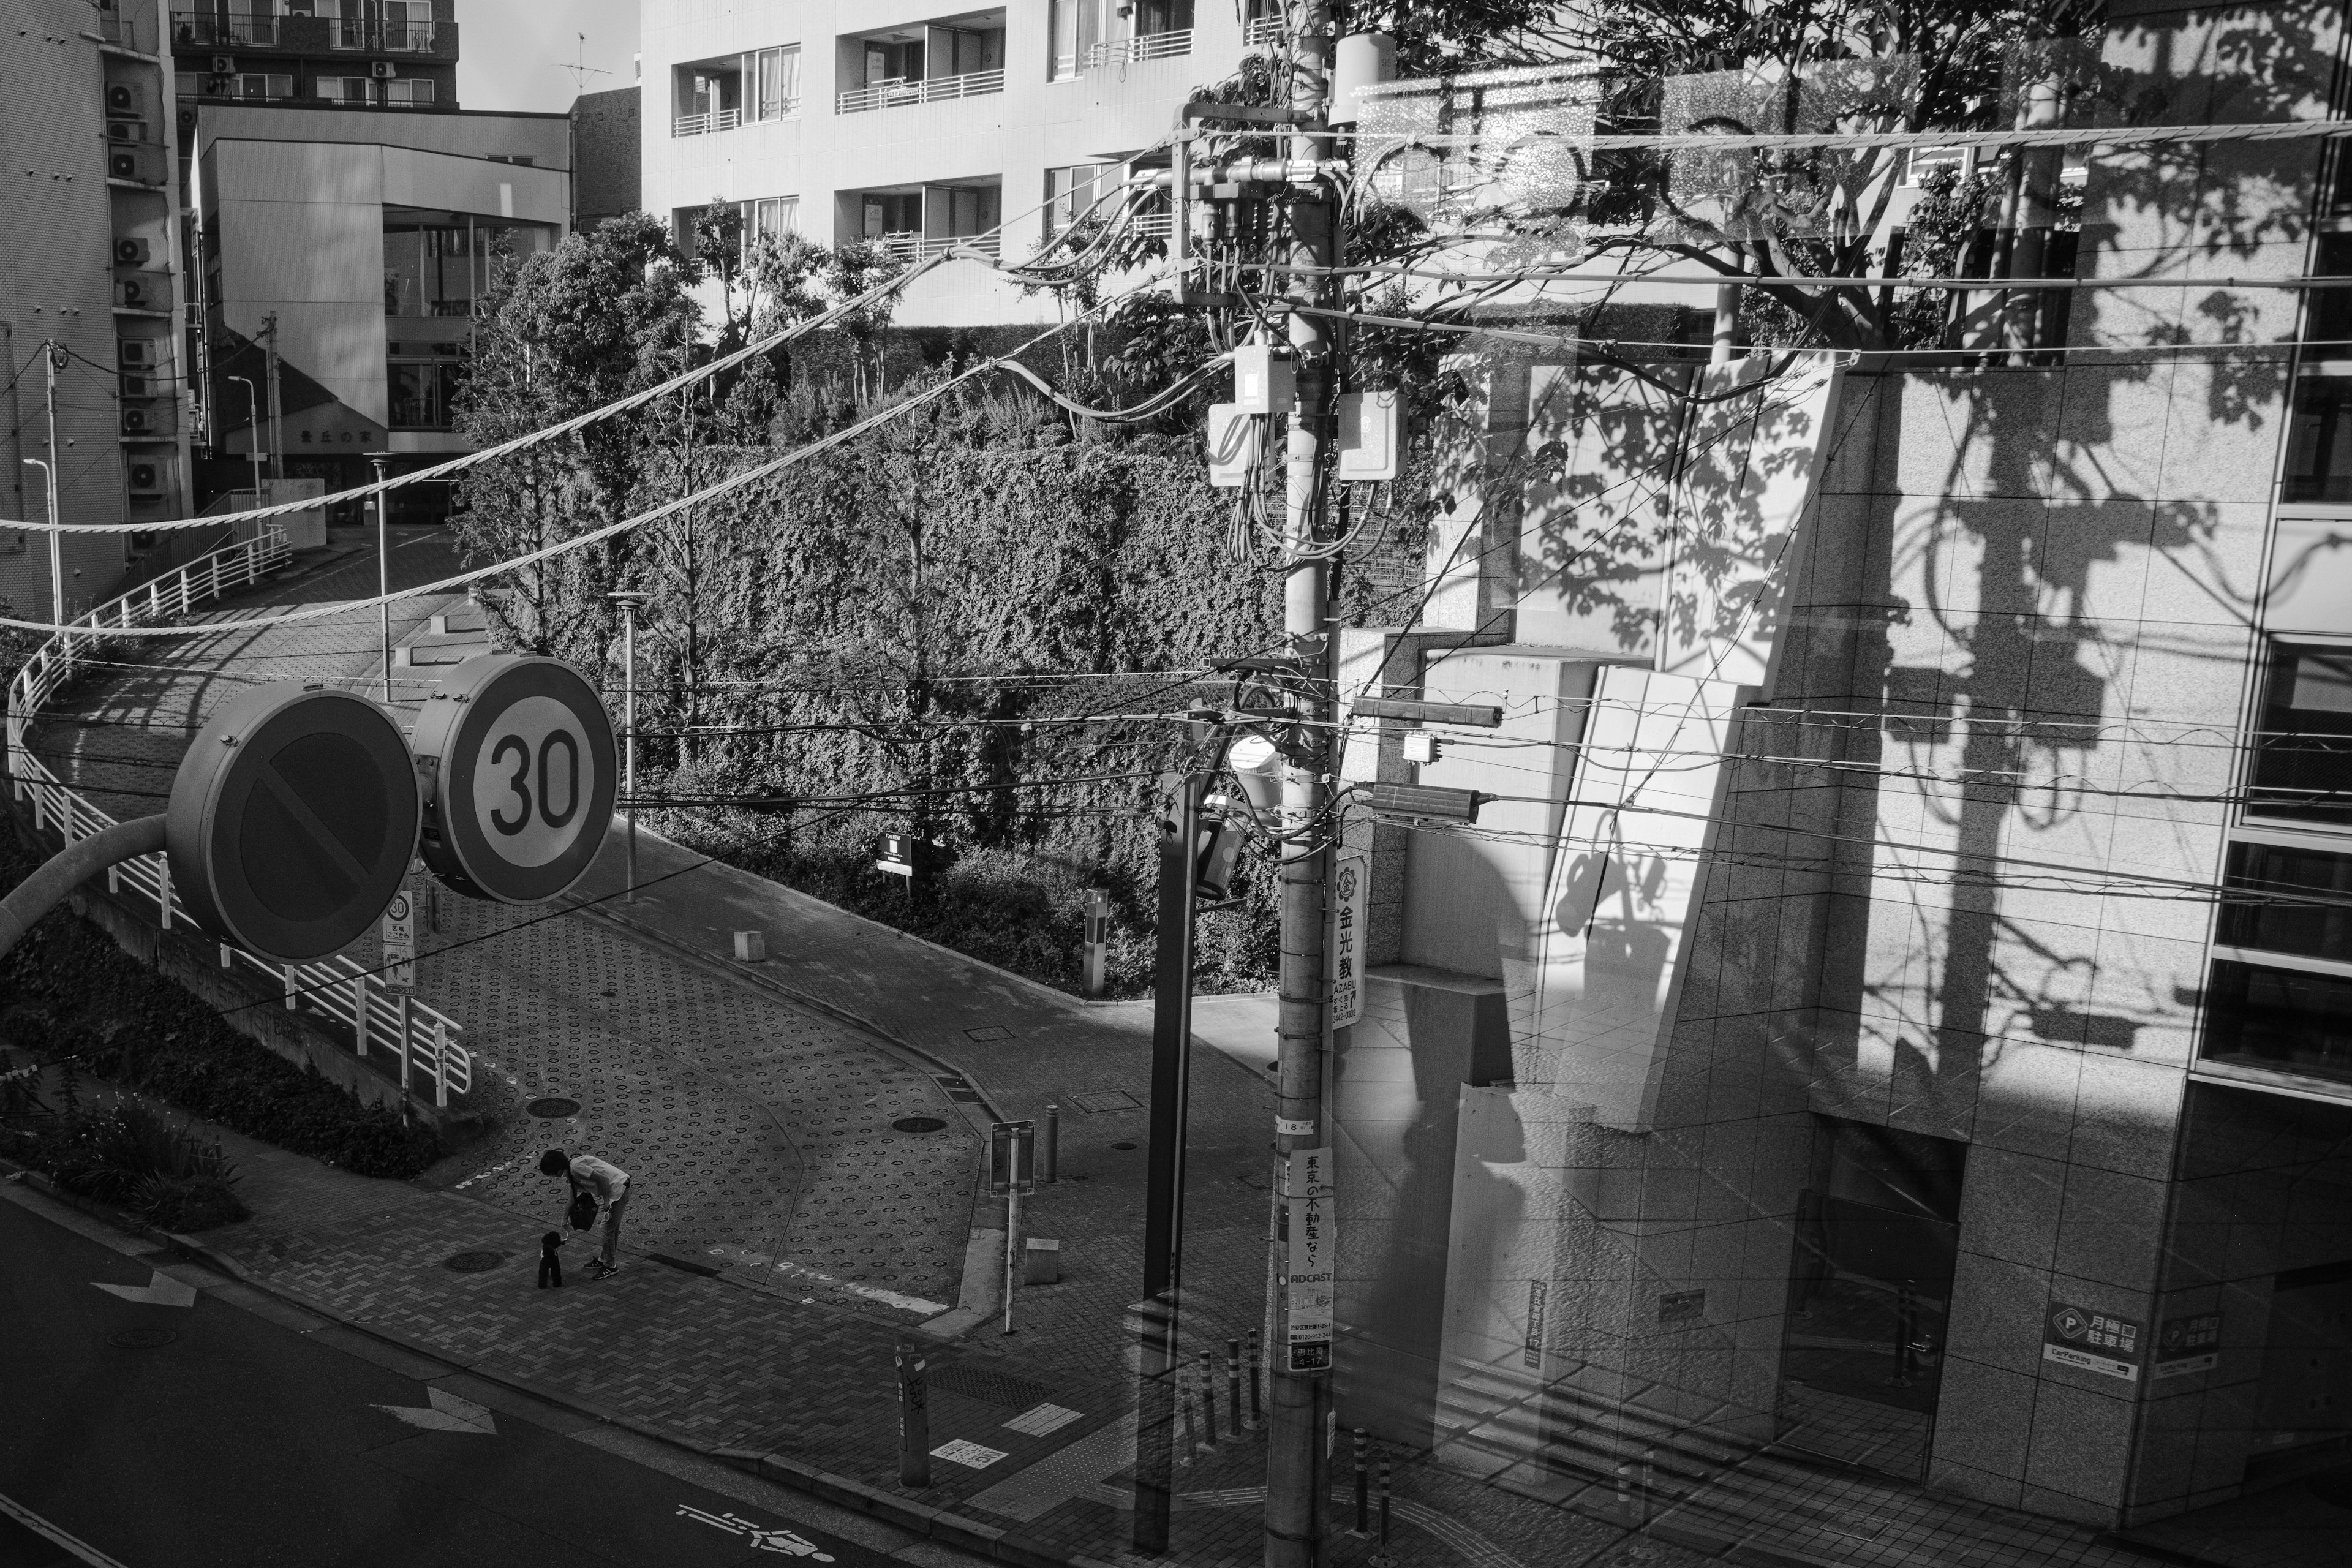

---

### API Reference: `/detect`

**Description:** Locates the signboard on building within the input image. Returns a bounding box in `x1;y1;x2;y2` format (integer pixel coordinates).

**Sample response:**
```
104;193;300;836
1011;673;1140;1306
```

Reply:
1285;1147;1334;1371
2152;1313;2222;1379
1328;853;1369;1030
1523;1280;1547;1369
2043;1300;2144;1381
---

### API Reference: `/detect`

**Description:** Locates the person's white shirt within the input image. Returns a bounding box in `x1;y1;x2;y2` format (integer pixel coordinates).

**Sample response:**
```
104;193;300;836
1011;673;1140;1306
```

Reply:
568;1153;630;1204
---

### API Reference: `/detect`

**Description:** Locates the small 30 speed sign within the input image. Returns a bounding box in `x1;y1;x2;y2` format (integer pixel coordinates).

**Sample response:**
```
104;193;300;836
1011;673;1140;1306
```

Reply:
412;654;619;903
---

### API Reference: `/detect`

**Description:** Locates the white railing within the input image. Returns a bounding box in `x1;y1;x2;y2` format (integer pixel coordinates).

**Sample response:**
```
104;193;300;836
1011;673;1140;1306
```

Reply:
872;231;1002;263
835;67;1005;115
3;529;473;1107
1084;30;1191;67
672;106;743;137
1243;16;1281;46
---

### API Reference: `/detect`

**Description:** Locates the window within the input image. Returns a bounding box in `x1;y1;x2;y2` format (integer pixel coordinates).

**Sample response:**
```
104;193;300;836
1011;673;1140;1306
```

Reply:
673;61;742;134
862;191;921;239
1901;146;1973;187
2247;644;2352;824
1045;164;1112;238
381;0;431;51
863;37;923;87
1136;0;1194;34
748;196;798;241
383;78;435;107
748;45;800;119
2283;377;2352;502
2220;840;2352;962
388;361;460;430
383;226;480;318
2304;235;2352;361
2203;959;2352;1085
939;185;999;238
933;26;1003;77
1049;0;1096;78
316;76;373;104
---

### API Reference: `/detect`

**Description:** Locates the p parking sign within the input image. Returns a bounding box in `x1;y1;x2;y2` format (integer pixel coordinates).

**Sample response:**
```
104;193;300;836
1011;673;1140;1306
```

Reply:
411;655;618;903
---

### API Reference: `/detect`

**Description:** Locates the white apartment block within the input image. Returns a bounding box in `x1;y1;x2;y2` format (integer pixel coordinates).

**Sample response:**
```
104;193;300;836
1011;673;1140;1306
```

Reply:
641;0;1275;327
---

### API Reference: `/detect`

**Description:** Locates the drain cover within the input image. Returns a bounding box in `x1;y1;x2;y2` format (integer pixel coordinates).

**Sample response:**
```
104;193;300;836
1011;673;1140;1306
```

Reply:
893;1116;949;1134
108;1328;176;1349
526;1097;581;1119
442;1250;507;1273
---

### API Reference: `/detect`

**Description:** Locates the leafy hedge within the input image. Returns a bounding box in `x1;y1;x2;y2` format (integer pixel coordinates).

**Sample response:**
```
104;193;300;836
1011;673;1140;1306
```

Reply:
0;836;440;1180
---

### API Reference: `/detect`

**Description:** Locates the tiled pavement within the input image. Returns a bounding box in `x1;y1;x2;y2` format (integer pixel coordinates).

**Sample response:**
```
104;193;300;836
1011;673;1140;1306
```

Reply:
15;529;2300;1567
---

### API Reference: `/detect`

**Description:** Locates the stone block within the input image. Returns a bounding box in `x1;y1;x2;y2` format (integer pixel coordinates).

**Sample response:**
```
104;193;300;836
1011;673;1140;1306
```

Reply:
1959;1147;2069;1273
2055;1166;2173;1295
2068;1054;2188;1179
2026;1378;2138;1516
1947;1251;2058;1375
1930;1354;2038;1480
1973;1042;2082;1161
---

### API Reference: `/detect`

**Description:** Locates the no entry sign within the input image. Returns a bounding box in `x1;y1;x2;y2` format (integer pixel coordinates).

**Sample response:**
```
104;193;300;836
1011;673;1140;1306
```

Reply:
166;684;422;961
412;655;617;903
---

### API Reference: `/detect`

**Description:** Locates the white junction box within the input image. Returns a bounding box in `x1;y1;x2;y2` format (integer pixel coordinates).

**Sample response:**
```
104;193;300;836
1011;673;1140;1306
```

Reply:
1336;388;1402;481
1206;403;1264;488
1232;342;1295;414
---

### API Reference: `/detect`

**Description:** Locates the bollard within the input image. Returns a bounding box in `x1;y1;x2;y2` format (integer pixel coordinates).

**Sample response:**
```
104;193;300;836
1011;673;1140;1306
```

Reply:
1041;1102;1059;1182
1643;1442;1657;1526
896;1344;932;1488
1080;888;1109;997
1198;1349;1218;1447
1248;1327;1263;1426
1616;1458;1633;1522
1177;1360;1196;1464
1227;1337;1242;1434
1353;1428;1370;1535
1378;1455;1392;1548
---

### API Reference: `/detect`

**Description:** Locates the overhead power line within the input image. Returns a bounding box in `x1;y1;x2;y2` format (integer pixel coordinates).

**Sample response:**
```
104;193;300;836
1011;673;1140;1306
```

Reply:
1362;116;2352;154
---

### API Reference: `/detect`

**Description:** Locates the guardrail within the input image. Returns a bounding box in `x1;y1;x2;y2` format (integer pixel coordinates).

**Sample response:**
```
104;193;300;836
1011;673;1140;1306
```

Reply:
835;67;1004;114
2;528;472;1106
672;106;742;137
1084;30;1191;67
1243;16;1281;45
872;231;1002;263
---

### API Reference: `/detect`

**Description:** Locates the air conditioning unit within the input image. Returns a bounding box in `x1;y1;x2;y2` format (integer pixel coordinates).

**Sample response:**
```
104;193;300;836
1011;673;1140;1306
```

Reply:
107;119;147;143
127;460;164;492
121;406;154;435
117;274;159;309
105;82;145;116
210;55;235;74
108;149;159;184
371;61;396;79
119;339;156;367
120;373;156;400
114;236;150;266
178;105;198;135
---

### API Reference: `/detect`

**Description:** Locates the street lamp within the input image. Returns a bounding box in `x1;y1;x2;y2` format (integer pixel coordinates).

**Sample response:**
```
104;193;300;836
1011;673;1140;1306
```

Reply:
20;458;61;626
608;590;647;902
366;452;393;703
227;375;263;505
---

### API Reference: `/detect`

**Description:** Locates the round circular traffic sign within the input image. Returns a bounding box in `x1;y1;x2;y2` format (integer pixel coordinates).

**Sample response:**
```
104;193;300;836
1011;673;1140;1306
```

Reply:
165;683;423;962
410;654;617;903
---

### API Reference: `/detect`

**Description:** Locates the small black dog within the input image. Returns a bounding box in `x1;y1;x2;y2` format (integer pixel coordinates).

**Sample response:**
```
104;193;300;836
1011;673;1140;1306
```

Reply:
538;1230;565;1289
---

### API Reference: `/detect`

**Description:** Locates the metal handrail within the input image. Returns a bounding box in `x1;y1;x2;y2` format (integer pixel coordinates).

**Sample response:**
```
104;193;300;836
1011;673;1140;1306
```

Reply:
1243;16;1282;45
2;529;473;1105
1083;30;1191;67
835;67;1005;115
672;106;742;137
872;231;1003;263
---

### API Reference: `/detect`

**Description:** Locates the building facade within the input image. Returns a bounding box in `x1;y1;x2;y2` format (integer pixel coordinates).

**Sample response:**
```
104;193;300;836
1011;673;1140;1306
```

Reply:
0;0;197;619
1330;0;2352;1538
167;0;459;117
640;0;1276;327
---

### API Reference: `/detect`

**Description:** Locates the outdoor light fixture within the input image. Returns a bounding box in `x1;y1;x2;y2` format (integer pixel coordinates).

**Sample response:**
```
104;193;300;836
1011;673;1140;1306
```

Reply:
1355;696;1504;728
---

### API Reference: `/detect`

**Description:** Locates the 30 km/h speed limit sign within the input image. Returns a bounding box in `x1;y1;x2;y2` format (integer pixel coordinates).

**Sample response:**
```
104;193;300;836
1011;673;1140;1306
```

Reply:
166;684;422;962
412;655;619;903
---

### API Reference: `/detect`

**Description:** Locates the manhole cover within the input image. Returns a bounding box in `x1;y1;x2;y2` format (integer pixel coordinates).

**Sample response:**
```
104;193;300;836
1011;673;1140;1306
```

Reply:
108;1328;176;1349
894;1116;949;1134
442;1250;508;1273
930;1362;1059;1408
1067;1090;1143;1114
1109;1141;1138;1150
526;1097;581;1119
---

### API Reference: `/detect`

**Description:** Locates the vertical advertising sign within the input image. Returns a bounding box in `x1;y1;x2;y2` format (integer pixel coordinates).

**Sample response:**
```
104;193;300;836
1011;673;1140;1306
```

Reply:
380;889;416;992
1285;1147;1335;1371
1327;852;1369;1029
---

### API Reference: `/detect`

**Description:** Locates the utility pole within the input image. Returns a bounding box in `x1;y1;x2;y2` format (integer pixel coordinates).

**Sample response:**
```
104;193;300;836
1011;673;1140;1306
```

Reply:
43;341;64;624
1266;4;1336;1566
260;312;284;481
368;452;393;702
228;375;263;501
608;590;646;901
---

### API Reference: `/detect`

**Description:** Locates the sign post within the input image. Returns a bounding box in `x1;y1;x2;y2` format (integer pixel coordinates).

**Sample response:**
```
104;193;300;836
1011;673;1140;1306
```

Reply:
1328;852;1368;1030
381;886;415;1109
990;1120;1035;1334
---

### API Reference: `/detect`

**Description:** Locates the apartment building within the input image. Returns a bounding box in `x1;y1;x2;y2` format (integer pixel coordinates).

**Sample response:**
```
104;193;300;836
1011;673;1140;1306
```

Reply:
1326;0;2352;1541
0;0;197;620
641;0;1275;326
168;4;570;516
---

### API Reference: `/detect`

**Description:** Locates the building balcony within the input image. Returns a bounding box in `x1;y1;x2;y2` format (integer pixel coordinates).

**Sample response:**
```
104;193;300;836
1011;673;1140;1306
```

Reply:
172;10;277;47
872;230;1001;263
672;106;744;136
169;13;455;58
1242;15;1280;46
835;67;1003;115
1083;29;1189;67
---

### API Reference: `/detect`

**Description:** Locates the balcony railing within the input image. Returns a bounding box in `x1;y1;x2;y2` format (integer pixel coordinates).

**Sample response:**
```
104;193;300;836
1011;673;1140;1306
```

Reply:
172;11;276;47
1084;30;1191;67
872;231;1002;263
170;12;448;53
1243;16;1281;46
379;19;434;51
835;67;1005;115
672;106;742;136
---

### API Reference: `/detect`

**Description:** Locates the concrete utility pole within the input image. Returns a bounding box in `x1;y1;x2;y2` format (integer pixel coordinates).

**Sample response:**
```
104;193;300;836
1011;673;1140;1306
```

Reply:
44;342;64;624
368;452;393;702
228;375;263;501
260;312;284;480
608;590;646;901
1266;5;1336;1565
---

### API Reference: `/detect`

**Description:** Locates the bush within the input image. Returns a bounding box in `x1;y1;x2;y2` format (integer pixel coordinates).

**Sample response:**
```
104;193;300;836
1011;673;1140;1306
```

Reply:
43;1100;247;1232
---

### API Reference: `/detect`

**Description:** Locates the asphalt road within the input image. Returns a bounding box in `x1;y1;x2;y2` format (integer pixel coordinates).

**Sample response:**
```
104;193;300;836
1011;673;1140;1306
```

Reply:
0;1193;919;1568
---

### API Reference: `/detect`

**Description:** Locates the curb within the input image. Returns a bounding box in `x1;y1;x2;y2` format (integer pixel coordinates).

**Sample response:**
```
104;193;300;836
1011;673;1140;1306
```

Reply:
0;1155;1112;1568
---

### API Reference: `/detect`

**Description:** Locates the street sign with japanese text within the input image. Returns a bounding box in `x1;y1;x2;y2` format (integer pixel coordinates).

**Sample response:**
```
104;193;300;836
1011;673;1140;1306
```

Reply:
1284;1146;1334;1371
989;1120;1035;1197
2043;1300;2143;1381
2152;1313;2222;1379
1328;852;1368;1029
380;888;415;992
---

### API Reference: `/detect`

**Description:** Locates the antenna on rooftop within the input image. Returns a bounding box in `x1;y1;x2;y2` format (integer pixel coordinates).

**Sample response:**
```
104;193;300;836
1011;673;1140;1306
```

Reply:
560;33;612;92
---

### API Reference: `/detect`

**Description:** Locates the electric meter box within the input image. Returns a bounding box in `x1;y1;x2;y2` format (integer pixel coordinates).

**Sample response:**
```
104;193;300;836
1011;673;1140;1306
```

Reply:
1205;403;1263;488
1336;389;1401;481
1232;343;1295;414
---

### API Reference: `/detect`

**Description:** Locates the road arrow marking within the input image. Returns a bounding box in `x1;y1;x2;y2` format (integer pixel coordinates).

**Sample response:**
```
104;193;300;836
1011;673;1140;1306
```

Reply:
371;1387;498;1435
91;1270;197;1308
676;1505;834;1558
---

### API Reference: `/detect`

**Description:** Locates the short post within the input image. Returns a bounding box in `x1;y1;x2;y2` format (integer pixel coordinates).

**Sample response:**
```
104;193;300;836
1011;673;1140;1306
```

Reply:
353;972;369;1057
1178;1359;1196;1465
1378;1454;1392;1553
1199;1349;1218;1447
283;964;297;1009
399;1006;412;1096
1643;1442;1656;1526
1040;1102;1059;1182
1003;1171;1022;1335
1248;1327;1263;1427
1616;1458;1633;1522
218;943;233;970
1080;887;1109;997
1227;1336;1243;1434
896;1343;933;1488
1353;1428;1370;1534
157;857;170;929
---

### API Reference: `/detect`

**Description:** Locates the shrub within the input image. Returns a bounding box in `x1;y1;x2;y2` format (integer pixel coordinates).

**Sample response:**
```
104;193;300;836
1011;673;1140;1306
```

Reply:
45;1100;247;1232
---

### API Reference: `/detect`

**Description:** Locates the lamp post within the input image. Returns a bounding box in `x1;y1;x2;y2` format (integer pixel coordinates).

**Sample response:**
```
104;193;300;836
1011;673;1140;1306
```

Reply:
20;457;60;626
608;590;646;902
366;452;393;703
227;375;263;504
